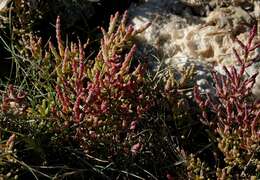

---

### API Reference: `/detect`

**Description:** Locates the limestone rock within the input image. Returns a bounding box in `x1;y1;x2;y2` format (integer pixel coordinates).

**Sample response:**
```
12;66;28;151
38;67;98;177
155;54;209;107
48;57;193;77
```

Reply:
129;0;259;97
130;2;256;64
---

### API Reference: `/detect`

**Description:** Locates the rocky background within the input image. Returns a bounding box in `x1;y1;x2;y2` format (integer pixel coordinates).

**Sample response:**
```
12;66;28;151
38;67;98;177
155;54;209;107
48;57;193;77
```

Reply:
128;0;260;96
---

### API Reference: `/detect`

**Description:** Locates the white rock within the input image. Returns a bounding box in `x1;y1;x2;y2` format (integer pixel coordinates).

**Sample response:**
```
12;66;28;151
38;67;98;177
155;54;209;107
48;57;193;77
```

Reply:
129;0;257;64
129;0;259;97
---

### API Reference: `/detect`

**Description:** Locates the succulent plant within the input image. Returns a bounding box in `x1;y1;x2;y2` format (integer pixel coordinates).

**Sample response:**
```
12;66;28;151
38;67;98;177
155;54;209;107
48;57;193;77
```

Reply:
194;25;260;178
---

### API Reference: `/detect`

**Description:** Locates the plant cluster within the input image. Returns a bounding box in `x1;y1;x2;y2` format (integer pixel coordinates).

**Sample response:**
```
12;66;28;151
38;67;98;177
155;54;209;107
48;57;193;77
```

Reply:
51;11;153;157
194;25;260;179
1;11;172;179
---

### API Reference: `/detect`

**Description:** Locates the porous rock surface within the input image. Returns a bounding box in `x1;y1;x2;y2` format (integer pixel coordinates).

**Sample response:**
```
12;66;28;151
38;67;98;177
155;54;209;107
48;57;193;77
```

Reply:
129;0;260;97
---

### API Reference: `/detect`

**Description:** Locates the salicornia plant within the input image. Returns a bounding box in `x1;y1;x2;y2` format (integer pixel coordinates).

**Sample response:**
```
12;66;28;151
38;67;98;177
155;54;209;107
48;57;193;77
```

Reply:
51;11;153;156
194;25;260;179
